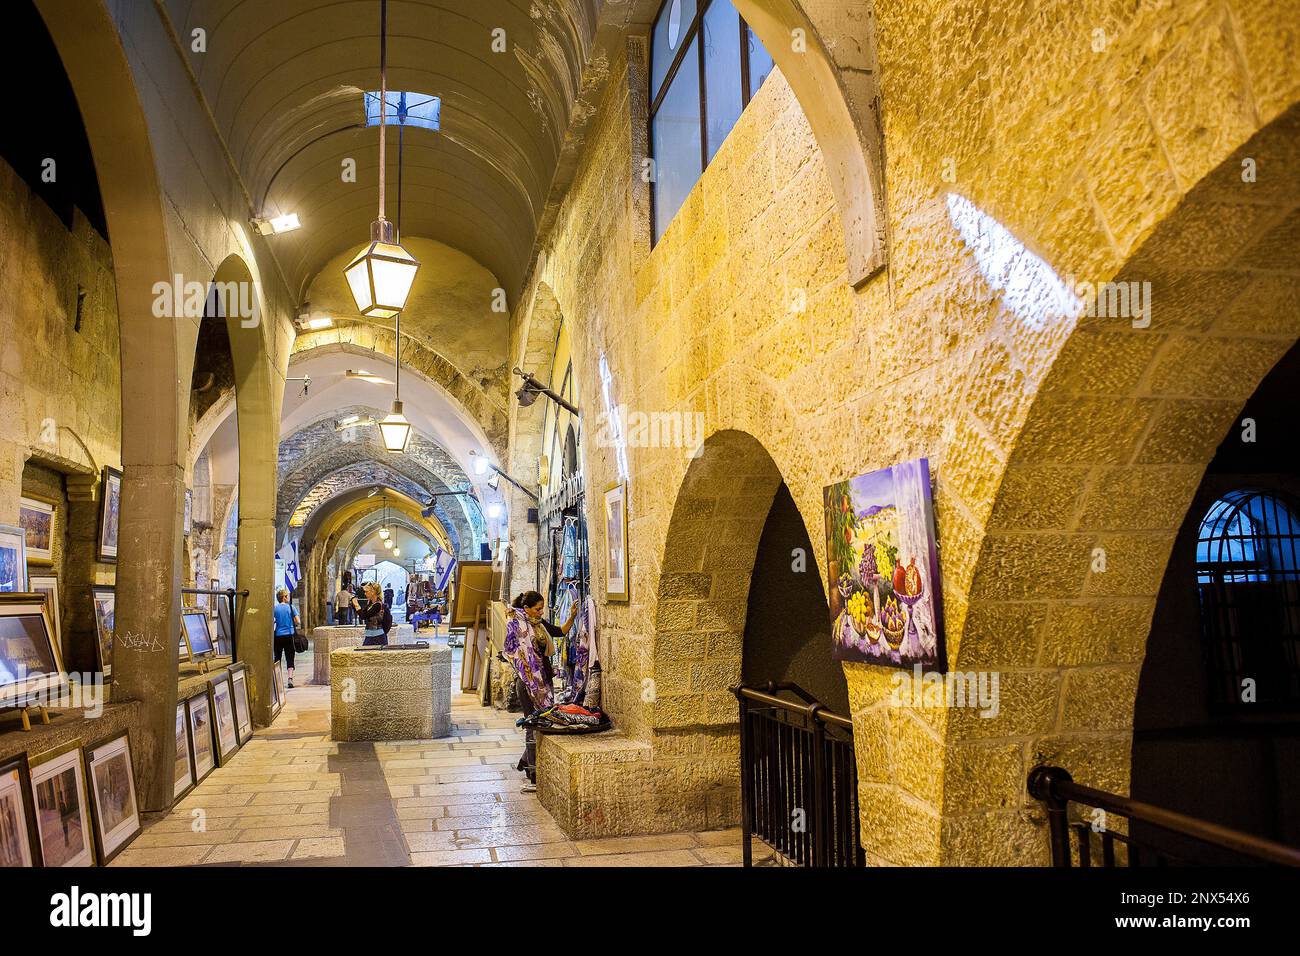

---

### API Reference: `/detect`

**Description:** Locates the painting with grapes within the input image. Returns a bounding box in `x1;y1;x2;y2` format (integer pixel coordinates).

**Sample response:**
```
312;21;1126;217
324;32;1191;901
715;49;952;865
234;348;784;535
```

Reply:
823;458;946;671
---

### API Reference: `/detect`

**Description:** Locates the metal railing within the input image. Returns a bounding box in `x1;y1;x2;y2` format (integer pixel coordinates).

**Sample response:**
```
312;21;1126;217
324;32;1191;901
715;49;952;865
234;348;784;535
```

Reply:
735;682;864;867
1028;765;1300;867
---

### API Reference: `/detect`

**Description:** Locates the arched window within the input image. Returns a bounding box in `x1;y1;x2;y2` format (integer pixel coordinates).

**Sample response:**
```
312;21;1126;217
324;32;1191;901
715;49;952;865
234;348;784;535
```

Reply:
1194;489;1300;709
649;0;774;243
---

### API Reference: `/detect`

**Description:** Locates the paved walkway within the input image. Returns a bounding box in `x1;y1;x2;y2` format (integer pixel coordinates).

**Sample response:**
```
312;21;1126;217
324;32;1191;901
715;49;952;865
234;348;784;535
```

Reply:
112;651;764;867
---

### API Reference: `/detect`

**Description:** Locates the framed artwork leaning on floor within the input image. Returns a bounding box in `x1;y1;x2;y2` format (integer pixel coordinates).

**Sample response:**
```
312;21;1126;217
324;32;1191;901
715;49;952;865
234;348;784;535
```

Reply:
27;741;93;867
84;732;141;864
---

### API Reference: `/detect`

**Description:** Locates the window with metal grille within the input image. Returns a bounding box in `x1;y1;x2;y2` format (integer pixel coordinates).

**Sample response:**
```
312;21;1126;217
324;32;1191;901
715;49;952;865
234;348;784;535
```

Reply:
1195;488;1300;710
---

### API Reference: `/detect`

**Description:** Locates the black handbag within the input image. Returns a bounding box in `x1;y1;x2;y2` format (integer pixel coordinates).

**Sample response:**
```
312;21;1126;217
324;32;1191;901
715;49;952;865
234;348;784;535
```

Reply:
292;631;309;653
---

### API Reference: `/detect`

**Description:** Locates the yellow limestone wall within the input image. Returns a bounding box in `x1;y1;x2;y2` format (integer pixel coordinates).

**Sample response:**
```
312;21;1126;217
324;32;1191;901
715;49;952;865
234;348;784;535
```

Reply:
518;0;1300;861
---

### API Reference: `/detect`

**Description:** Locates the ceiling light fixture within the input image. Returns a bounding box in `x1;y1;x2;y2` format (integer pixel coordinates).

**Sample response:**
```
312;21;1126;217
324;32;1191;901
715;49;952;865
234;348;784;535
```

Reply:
252;212;301;236
345;369;393;385
344;0;419;321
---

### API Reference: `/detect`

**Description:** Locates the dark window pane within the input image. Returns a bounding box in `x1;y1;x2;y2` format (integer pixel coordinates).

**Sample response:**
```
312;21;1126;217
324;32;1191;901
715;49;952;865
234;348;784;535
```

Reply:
651;0;698;103
747;23;775;99
651;35;701;243
703;0;743;161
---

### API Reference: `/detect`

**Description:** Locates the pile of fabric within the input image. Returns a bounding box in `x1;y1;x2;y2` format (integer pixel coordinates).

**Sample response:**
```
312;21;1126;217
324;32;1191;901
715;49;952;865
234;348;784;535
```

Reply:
517;702;610;733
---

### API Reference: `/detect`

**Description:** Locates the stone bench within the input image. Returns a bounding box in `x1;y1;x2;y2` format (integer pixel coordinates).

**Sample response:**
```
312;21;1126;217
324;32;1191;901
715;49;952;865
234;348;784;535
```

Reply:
329;644;452;741
311;624;415;684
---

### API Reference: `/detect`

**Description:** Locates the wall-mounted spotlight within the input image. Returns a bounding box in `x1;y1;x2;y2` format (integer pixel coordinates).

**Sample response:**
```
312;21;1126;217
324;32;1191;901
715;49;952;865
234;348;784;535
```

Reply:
486;503;504;519
513;367;581;416
252;212;301;236
468;451;538;503
335;415;377;431
346;369;393;385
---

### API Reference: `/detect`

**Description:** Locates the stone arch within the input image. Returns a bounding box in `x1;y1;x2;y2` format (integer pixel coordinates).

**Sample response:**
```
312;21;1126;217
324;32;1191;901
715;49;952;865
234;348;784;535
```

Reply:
33;0;189;810
648;430;786;733
947;105;1300;864
731;0;886;287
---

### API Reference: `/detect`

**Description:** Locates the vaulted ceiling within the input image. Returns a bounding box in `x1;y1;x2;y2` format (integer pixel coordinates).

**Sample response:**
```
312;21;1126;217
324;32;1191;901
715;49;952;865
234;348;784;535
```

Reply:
161;0;602;300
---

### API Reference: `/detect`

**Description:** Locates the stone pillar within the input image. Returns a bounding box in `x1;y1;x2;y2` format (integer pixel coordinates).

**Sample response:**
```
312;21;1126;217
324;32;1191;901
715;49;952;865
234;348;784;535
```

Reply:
113;463;184;812
235;516;276;726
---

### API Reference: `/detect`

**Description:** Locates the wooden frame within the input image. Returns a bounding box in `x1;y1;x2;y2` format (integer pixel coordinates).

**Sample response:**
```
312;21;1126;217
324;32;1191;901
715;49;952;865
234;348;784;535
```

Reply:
185;687;217;784
18;495;56;566
450;560;493;627
0;754;40;867
603;482;630;603
173;700;195;801
180;606;216;664
207;672;241;765
0;591;68;709
0;524;28;593
90;585;115;676
27;739;94;867
96;466;122;564
270;660;285;719
28;572;62;660
84;730;142;864
228;662;253;742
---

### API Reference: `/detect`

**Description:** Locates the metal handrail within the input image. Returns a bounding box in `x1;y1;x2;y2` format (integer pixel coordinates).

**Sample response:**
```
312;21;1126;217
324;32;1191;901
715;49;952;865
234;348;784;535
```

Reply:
181;587;249;661
735;682;854;730
1029;765;1300;867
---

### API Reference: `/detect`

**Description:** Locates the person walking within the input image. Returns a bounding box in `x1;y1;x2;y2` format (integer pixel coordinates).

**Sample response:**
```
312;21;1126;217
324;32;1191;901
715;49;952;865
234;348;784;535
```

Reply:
334;580;358;625
360;581;392;646
273;588;300;688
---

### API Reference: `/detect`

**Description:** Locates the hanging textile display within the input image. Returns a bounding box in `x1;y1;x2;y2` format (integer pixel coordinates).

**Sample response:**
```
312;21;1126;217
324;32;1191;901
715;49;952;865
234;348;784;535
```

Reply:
569;594;600;706
503;607;553;710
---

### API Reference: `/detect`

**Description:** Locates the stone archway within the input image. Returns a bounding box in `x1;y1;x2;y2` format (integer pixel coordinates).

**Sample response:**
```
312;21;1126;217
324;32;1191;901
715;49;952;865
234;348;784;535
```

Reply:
731;0;887;287
945;104;1300;865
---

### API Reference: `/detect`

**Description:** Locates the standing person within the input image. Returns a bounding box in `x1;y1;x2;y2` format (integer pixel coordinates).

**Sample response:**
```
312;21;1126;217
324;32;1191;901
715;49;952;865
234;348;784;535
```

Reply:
383;582;394;609
510;590;577;792
360;581;392;646
334;580;358;625
273;588;300;688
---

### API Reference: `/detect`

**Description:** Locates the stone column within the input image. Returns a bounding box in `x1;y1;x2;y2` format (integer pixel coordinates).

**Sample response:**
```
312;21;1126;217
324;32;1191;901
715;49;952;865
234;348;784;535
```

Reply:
235;516;276;725
113;463;184;812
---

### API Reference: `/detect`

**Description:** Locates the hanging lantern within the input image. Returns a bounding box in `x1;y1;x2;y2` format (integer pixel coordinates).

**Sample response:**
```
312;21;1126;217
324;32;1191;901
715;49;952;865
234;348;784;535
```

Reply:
344;218;420;319
377;399;412;453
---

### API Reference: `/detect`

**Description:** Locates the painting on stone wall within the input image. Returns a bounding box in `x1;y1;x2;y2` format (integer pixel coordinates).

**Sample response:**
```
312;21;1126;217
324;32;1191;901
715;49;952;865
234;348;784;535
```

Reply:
603;482;628;603
96;466;122;564
0;525;27;593
19;496;55;565
91;585;115;675
823;458;946;671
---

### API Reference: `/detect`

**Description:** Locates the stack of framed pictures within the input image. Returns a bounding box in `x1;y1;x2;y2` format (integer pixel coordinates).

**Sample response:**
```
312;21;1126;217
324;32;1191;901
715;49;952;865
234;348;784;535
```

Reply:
207;670;243;766
1;732;143;868
183;687;217;788
228;663;253;742
269;660;285;719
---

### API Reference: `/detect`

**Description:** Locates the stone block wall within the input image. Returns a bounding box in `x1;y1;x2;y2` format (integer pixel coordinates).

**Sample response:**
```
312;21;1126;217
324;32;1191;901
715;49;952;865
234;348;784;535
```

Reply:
516;2;1300;861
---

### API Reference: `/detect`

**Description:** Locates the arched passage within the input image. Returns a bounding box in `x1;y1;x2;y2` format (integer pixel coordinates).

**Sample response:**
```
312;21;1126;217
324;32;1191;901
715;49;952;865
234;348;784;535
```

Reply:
948;104;1300;864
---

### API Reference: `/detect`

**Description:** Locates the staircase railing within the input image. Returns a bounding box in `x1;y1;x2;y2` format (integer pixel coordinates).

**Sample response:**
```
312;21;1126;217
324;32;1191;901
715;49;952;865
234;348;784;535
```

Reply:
734;682;864;867
1028;765;1300;867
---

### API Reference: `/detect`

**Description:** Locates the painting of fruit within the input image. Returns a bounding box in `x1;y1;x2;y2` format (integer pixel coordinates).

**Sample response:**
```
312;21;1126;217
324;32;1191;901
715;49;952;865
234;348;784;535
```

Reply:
821;458;947;671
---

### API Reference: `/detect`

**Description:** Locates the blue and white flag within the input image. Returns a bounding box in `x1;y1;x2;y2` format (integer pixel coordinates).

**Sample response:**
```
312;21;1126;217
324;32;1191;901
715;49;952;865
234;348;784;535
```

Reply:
432;547;456;592
276;540;301;594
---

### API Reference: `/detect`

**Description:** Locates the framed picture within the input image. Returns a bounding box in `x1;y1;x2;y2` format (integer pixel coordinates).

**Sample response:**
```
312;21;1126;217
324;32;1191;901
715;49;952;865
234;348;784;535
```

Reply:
96;466;122;564
0;525;28;593
215;597;233;657
603;482;629;602
208;673;240;765
185;689;216;783
180;608;215;660
18;496;56;566
823;457;947;672
0;592;68;709
173;701;195;800
85;732;141;863
229;663;253;742
270;660;285;719
183;488;193;537
27;741;94;867
0;755;39;867
90;585;115;676
28;573;62;659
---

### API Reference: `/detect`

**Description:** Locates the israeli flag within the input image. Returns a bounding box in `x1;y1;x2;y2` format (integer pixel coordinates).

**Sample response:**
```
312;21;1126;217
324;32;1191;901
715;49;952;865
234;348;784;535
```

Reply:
277;540;301;594
432;547;456;592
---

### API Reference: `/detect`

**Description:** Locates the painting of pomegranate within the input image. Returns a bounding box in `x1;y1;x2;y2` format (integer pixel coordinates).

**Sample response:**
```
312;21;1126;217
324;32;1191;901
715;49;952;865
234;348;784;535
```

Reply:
822;457;947;671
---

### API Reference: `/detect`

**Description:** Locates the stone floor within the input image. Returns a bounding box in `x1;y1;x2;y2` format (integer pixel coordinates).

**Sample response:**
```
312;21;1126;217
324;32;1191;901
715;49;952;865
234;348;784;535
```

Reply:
112;646;768;867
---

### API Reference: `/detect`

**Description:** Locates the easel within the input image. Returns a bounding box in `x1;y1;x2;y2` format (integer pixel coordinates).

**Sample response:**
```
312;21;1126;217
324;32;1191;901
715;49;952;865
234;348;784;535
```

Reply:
18;705;50;732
